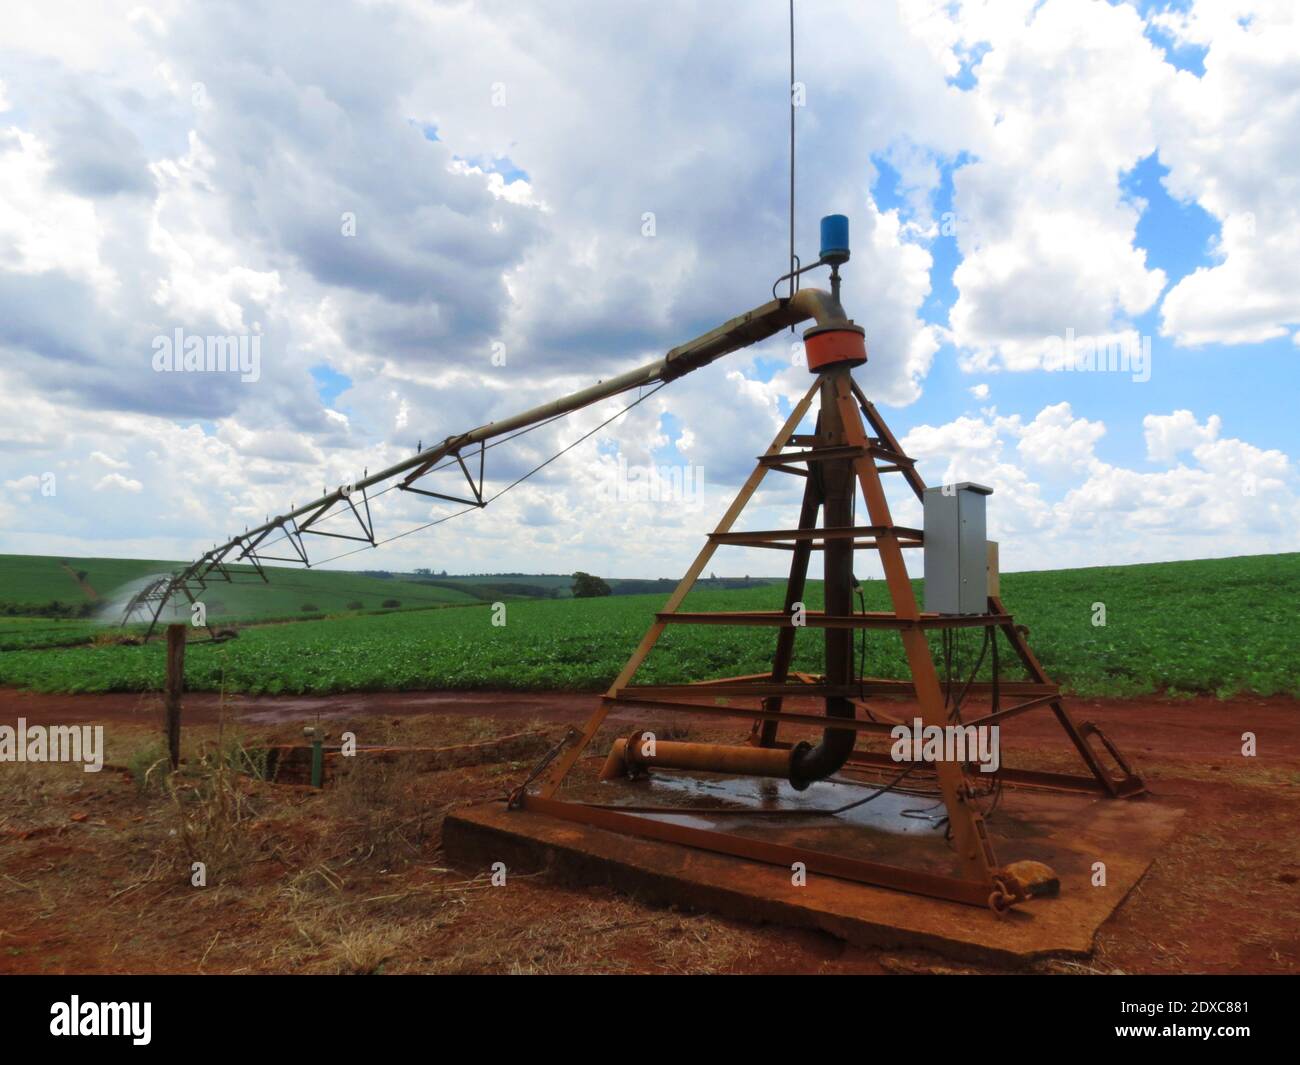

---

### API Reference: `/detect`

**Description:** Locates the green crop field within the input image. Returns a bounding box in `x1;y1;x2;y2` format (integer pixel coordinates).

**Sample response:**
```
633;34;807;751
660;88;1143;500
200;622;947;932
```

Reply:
0;618;117;652
1;552;1296;699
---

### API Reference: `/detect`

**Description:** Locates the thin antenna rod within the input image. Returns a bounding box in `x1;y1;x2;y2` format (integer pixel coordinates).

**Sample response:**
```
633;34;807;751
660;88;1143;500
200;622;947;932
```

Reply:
788;0;796;300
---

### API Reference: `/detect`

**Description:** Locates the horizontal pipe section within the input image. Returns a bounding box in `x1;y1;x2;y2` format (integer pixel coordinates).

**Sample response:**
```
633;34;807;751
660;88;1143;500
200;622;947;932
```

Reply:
602;696;897;734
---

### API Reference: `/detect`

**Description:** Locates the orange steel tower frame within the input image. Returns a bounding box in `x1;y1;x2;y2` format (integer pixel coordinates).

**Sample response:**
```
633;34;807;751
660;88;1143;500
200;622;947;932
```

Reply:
520;307;1144;913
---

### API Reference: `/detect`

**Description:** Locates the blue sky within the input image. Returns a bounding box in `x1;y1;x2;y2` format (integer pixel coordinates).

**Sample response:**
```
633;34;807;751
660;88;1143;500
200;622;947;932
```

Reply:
737;138;1296;478
872;147;1298;464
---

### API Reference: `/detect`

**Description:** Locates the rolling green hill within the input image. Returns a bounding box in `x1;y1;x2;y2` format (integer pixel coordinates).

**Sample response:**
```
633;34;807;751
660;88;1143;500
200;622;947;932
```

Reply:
0;554;777;618
0;554;479;622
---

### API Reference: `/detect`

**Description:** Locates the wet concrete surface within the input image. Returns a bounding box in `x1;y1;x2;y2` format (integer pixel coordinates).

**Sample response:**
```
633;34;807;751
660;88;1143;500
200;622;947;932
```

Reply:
560;767;1160;881
446;774;1186;965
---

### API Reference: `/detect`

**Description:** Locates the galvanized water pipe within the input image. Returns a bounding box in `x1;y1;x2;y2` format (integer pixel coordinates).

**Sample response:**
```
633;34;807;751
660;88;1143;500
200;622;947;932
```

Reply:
201;289;857;564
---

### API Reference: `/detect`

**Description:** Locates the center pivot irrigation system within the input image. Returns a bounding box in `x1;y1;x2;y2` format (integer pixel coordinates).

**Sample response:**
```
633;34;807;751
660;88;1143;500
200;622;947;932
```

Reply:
129;214;1146;915
121;225;858;637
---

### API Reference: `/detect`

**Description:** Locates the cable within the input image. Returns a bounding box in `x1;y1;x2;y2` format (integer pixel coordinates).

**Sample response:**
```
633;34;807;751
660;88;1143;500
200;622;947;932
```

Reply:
848;488;874;716
788;0;796;301
631;762;927;822
823;762;918;816
974;776;1005;820
990;621;1001;714
307;383;667;568
944;628;954;713
900;799;948;823
951;626;990;722
246;403;580;557
141;382;657;633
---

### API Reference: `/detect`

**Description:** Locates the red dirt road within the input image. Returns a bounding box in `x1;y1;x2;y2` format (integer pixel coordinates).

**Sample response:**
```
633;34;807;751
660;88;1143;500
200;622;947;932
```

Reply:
4;686;1297;763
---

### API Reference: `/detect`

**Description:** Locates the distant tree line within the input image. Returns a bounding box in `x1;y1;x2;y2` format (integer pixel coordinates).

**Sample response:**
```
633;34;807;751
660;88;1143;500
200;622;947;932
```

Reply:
410;579;563;601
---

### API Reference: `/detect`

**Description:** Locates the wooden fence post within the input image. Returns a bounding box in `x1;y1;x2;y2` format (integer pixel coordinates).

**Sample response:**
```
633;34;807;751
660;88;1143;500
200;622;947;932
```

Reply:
165;624;186;770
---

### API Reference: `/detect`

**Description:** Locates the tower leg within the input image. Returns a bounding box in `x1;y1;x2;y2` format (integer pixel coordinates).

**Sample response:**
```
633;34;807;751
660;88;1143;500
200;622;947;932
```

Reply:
993;595;1144;796
833;376;1000;884
852;378;1143;798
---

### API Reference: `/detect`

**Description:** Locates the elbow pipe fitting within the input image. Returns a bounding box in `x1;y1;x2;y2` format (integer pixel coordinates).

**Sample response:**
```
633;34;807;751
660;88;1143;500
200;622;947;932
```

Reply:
787;705;859;791
787;287;851;329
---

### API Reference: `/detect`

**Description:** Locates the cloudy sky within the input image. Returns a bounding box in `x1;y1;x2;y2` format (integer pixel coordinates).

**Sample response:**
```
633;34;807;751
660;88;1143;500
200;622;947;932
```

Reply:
1;0;1297;582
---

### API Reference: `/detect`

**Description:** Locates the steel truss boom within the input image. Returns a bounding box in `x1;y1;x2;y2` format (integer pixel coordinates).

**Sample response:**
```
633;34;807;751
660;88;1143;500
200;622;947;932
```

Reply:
122;290;857;637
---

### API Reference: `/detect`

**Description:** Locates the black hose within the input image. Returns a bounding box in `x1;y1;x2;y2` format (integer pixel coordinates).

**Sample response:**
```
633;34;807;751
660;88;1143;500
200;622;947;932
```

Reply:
788;374;858;790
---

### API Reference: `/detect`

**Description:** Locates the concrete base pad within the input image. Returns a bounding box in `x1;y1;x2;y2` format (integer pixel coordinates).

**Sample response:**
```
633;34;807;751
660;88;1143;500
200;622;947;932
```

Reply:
444;782;1184;966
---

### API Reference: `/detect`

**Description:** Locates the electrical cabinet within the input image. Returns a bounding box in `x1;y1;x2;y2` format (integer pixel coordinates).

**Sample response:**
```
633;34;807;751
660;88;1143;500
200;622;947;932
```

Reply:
923;482;992;614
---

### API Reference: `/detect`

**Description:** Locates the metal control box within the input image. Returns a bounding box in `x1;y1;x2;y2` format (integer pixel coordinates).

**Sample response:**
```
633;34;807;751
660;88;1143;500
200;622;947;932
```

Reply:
923;482;992;615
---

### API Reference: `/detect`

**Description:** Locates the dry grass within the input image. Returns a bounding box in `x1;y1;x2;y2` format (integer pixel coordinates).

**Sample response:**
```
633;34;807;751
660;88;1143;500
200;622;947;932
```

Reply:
407;889;773;975
0;762;70;834
324;753;433;867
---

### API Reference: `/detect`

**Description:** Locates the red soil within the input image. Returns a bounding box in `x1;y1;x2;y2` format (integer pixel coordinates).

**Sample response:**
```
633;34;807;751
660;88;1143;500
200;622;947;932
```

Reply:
1;687;1296;974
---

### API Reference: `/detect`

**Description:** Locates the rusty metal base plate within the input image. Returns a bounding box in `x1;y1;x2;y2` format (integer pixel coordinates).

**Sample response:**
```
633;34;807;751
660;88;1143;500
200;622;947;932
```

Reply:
444;774;1183;966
